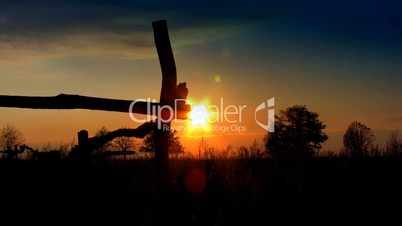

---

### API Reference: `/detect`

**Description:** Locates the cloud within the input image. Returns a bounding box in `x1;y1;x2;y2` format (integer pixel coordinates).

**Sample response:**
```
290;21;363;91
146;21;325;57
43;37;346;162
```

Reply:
9;0;399;64
0;0;271;63
0;30;155;63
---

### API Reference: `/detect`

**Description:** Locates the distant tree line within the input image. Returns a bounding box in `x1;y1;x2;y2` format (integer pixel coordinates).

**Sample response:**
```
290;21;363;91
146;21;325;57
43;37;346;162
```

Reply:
1;105;402;160
0;124;184;160
265;105;402;160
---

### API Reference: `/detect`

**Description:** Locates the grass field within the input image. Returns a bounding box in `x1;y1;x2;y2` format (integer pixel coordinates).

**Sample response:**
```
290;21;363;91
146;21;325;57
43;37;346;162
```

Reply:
0;157;400;224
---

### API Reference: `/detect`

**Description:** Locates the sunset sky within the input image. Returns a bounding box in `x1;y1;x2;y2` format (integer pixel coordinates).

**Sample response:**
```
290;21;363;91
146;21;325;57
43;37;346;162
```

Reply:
0;0;402;152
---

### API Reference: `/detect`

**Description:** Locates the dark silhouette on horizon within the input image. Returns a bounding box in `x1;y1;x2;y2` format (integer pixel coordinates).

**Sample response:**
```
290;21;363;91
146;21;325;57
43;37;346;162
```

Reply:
265;105;328;160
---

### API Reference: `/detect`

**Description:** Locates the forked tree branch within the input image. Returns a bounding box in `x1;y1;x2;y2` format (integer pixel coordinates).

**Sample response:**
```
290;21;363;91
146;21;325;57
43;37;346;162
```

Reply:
87;121;156;150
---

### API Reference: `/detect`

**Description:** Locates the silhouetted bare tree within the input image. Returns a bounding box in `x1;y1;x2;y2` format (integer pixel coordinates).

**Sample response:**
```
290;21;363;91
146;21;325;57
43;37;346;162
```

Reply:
385;131;402;156
343;121;374;158
0;125;25;159
95;126;112;152
113;136;135;153
265;105;328;160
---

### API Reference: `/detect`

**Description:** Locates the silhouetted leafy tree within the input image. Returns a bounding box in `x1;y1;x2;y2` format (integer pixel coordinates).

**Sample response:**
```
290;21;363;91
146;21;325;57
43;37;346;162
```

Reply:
343;121;374;158
141;130;184;156
169;131;184;156
265;105;328;160
0;125;25;159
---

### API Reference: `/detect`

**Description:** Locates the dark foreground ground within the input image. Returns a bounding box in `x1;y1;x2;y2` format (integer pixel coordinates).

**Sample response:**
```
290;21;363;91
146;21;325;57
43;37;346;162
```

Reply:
0;158;401;224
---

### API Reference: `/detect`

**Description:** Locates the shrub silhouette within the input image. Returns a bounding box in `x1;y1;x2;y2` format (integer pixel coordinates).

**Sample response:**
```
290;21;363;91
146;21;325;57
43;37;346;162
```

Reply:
343;121;374;158
141;130;184;156
0;125;25;159
265;105;328;160
238;140;265;159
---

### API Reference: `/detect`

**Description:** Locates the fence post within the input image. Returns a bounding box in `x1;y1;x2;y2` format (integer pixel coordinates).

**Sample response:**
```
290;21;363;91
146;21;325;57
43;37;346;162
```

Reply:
152;20;177;192
77;130;90;160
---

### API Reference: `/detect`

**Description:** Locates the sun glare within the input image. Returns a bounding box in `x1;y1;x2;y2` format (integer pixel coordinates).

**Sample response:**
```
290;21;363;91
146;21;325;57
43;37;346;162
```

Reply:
187;102;213;132
190;105;210;126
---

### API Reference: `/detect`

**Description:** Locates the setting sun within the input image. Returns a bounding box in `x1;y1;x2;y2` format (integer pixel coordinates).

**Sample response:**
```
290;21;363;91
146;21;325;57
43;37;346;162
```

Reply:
189;104;211;128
